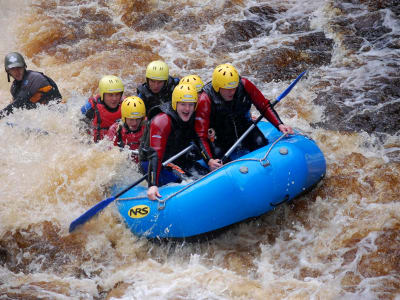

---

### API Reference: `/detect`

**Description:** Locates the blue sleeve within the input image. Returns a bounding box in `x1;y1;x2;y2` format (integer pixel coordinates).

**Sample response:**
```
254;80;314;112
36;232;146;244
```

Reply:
81;100;92;116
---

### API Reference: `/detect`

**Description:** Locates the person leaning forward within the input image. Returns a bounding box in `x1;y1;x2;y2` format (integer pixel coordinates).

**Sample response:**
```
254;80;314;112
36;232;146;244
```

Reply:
195;63;294;171
0;52;62;119
139;83;208;200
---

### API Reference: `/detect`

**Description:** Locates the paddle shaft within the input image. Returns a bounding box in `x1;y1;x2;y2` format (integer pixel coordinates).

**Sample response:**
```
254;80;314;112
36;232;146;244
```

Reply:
69;143;195;232
115;144;195;198
221;71;306;163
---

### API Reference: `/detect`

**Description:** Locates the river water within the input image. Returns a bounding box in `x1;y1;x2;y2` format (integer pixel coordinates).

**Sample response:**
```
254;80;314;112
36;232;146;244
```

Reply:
0;0;399;299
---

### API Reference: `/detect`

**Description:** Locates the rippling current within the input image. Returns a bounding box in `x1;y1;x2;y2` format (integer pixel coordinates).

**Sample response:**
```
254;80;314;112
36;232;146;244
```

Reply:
0;0;399;299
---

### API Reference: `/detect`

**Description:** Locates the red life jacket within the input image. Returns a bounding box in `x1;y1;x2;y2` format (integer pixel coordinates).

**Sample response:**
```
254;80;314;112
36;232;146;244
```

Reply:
107;121;146;163
89;95;121;142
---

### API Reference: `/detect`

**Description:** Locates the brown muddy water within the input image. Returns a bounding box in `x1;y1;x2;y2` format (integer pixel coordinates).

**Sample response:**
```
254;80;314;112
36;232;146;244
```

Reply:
0;0;399;299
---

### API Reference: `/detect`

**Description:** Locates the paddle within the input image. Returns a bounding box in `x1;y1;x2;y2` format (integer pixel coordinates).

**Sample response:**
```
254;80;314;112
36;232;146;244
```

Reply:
69;143;195;232
5;122;49;135
221;71;307;163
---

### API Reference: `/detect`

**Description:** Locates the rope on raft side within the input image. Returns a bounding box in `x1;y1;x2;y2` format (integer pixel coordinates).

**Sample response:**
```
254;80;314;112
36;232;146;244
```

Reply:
156;132;288;210
117;133;289;209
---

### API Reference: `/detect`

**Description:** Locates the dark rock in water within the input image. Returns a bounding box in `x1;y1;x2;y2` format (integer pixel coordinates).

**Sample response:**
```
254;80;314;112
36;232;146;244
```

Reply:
0;247;8;265
312;76;400;135
362;0;400;16
353;11;392;42
247;4;287;22
312;89;354;132
247;43;332;82
222;20;265;42
275;18;311;34
167;13;203;33
293;32;334;52
134;11;172;31
342;36;365;52
212;20;269;53
378;34;400;49
349;102;400;134
330;1;396;52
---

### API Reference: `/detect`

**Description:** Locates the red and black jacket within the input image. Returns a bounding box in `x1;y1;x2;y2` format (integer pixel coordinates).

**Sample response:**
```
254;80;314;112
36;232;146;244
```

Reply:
139;103;198;187
195;77;282;161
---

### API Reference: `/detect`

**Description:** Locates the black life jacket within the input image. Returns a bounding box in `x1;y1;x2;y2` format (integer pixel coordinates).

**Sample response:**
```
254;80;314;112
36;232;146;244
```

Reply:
203;79;253;147
136;76;179;114
139;102;197;166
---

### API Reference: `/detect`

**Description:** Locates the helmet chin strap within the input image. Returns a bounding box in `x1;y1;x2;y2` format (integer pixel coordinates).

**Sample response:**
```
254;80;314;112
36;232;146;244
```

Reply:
7;72;10;83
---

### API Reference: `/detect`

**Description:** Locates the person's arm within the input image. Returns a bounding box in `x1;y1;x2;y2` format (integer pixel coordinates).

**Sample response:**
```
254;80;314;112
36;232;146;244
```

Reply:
242;78;283;128
0;75;49;118
194;93;212;157
194;92;223;170
81;98;95;120
243;78;294;134
0;97;35;119
147;113;171;187
105;122;120;146
22;72;55;105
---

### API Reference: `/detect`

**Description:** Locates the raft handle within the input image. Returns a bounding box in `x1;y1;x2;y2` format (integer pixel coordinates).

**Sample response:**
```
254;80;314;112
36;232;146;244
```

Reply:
262;160;270;167
158;199;166;210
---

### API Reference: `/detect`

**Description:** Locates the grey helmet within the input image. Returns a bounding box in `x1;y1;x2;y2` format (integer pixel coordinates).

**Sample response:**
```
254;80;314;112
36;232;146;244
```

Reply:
4;52;27;82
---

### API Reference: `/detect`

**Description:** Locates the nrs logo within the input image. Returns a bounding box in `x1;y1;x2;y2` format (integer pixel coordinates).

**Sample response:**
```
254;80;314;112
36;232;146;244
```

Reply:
128;205;150;218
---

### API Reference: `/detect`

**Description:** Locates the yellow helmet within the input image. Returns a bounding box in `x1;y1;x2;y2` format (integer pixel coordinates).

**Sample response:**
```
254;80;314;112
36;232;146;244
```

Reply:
145;60;169;81
99;75;124;101
171;83;198;110
211;64;239;92
121;96;146;123
179;75;204;93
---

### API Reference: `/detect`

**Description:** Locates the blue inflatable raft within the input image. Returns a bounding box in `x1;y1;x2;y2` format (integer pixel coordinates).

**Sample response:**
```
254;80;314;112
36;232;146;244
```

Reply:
115;121;326;238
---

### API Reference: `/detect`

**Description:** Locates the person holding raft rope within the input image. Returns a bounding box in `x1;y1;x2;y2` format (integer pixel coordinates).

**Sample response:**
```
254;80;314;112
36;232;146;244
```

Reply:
0;52;62;119
139;83;209;200
195;63;294;171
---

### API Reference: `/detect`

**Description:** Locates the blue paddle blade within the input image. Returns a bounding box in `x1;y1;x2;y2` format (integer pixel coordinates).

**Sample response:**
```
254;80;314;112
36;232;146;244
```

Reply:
68;146;195;233
276;70;307;102
69;196;116;232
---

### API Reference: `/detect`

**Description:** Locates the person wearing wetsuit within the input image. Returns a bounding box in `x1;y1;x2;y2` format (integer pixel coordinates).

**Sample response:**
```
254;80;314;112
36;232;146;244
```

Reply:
81;75;124;142
195;63;294;171
0;52;62;119
137;60;179;114
139;83;208;200
106;96;146;163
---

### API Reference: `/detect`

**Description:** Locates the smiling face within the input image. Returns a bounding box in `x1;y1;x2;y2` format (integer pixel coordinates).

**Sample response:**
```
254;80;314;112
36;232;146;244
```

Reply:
125;117;143;131
176;102;195;122
103;92;122;109
219;87;237;101
8;67;25;81
148;79;165;94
